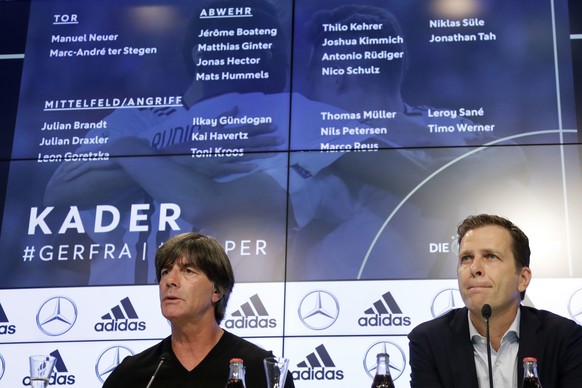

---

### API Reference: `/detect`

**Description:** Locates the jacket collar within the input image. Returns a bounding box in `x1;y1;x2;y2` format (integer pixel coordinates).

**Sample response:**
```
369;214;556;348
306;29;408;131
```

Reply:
448;307;480;388
516;305;542;383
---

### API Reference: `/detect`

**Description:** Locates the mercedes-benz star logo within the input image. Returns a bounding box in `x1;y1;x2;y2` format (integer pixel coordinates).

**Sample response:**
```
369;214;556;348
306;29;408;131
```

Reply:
363;341;406;380
568;288;582;325
0;353;5;381
298;290;339;330
431;288;463;318
36;296;78;336
95;345;134;383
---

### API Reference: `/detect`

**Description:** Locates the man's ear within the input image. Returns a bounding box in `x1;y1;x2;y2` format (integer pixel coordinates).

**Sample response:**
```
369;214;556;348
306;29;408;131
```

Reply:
518;266;532;293
212;288;223;302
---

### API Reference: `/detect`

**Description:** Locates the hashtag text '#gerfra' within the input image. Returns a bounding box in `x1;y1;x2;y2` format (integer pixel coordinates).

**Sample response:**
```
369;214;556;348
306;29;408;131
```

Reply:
20;243;150;261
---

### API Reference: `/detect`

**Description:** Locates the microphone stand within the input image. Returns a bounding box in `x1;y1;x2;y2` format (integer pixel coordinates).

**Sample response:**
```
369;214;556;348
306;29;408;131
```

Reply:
481;304;493;388
145;353;168;388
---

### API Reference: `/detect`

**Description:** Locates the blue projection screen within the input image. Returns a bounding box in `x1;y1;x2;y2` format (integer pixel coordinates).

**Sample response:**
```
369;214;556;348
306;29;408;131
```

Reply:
0;0;581;386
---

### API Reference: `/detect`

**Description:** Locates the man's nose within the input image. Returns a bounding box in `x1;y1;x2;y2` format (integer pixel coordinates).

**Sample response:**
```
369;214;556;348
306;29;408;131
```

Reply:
470;257;484;276
164;268;179;287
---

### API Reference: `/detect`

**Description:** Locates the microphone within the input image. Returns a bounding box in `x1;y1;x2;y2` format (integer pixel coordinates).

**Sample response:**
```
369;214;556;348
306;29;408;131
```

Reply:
145;352;169;388
481;304;493;388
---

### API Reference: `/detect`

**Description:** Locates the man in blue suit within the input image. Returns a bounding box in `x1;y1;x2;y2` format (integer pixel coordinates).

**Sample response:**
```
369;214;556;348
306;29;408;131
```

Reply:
408;214;582;387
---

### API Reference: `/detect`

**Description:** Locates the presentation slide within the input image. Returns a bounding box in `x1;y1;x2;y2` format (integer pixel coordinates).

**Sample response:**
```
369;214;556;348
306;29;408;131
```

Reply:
0;0;580;386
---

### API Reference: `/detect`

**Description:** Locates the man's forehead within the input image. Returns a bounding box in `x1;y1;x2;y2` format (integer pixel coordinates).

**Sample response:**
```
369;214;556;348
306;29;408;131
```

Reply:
460;225;513;248
166;255;197;266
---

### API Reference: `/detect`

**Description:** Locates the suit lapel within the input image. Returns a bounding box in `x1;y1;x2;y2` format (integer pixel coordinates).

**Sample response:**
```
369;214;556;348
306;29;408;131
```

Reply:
448;308;480;388
517;306;542;384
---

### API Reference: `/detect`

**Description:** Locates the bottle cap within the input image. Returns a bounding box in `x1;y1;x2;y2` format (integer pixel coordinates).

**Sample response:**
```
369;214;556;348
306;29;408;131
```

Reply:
523;357;537;362
230;358;244;363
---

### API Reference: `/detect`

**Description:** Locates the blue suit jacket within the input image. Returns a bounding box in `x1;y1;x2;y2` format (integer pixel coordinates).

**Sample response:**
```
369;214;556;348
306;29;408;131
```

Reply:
408;305;582;388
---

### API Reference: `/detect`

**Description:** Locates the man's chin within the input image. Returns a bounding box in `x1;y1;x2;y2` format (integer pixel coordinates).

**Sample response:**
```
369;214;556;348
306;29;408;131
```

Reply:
465;297;489;312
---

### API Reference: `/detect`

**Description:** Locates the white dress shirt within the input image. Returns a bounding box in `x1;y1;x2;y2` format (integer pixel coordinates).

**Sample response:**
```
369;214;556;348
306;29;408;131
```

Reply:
469;309;521;388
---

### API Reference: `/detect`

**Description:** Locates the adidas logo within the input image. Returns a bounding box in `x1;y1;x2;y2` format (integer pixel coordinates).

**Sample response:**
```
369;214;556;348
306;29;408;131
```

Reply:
0;304;15;335
25;350;76;385
358;292;411;327
223;294;276;329
292;344;344;381
94;297;146;332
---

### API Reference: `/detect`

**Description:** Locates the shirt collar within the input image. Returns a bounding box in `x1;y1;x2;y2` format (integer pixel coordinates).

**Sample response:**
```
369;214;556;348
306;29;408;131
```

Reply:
468;307;521;343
